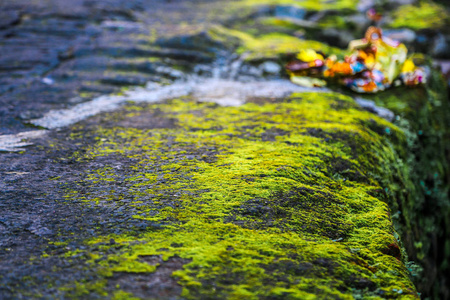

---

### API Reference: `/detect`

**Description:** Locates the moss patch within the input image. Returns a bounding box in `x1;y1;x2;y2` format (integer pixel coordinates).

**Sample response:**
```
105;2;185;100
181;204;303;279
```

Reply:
230;0;356;12
52;92;421;299
349;70;450;295
210;26;344;62
389;1;448;30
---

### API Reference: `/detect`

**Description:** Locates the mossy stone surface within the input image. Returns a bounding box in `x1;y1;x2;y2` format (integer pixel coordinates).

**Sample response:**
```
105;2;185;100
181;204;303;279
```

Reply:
48;91;420;299
352;70;450;295
2;0;449;299
208;25;345;63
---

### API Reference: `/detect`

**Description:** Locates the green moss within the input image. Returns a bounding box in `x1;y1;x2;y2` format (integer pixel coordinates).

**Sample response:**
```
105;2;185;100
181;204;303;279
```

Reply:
260;17;308;31
112;290;141;300
60;279;108;299
54;91;422;299
349;70;450;295
230;0;356;12
8;2;447;298
389;1;448;30
210;26;344;62
237;33;344;60
317;15;353;30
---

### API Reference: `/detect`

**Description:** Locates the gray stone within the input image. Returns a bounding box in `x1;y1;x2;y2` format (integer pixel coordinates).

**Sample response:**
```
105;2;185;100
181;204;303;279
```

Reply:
275;17;318;29
29;225;53;237
259;61;282;75
19;110;43;120
359;0;416;11
0;10;20;30
240;65;263;77
357;0;375;12
155;66;185;80
347;14;371;33
431;34;450;59
321;28;355;49
274;6;306;20
433;60;450;77
384;29;417;44
30;79;329;129
355;97;395;122
0;130;48;152
386;0;416;5
101;20;144;31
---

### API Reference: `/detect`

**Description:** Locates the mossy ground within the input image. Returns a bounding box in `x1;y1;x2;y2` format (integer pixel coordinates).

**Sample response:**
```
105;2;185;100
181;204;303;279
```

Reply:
43;91;420;299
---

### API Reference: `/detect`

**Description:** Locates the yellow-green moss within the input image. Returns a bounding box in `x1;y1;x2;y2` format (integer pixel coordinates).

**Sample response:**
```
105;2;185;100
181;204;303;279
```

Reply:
210;26;344;61
230;0;356;12
389;1;448;30
112;290;141;300
58;91;419;299
347;70;450;295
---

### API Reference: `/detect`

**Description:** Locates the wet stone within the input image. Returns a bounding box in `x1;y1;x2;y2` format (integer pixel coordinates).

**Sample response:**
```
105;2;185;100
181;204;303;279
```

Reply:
320;28;355;49
0;0;449;299
259;61;282;75
274;6;307;19
384;29;417;44
431;34;450;59
0;10;21;30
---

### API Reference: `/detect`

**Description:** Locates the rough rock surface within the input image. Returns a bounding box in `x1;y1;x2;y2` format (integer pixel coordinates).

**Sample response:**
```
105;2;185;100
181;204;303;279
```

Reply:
1;0;449;299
